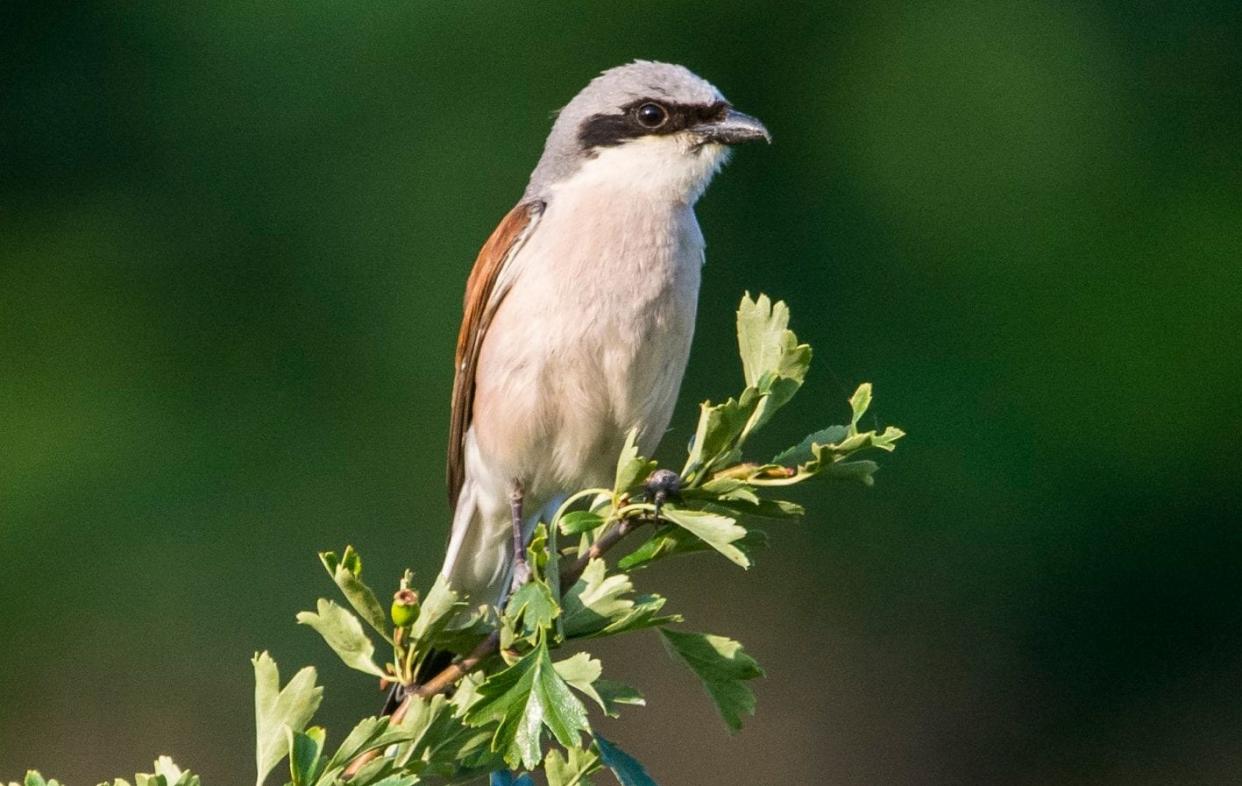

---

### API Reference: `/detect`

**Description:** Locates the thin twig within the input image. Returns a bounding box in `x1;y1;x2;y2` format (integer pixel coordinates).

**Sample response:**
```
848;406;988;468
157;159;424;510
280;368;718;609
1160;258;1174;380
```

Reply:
559;517;643;587
413;629;501;700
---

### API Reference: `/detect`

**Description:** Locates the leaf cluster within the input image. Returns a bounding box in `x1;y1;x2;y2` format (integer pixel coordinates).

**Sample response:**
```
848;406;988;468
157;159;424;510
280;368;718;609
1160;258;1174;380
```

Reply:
9;294;903;786
10;758;200;786
264;294;903;785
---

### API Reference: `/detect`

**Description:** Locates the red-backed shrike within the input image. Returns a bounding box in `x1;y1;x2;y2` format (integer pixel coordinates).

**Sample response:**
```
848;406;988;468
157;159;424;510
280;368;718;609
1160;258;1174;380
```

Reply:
440;61;769;606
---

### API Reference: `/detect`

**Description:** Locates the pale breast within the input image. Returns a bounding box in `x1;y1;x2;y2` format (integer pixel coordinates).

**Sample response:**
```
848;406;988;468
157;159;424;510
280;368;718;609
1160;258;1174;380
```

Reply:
470;188;703;499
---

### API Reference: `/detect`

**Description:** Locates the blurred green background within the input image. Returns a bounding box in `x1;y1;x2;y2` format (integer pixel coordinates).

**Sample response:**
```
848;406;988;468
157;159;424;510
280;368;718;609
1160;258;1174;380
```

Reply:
3;2;1240;783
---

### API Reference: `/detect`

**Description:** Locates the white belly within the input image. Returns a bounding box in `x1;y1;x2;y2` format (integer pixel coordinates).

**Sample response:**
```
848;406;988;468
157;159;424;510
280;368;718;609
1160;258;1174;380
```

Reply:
468;188;704;517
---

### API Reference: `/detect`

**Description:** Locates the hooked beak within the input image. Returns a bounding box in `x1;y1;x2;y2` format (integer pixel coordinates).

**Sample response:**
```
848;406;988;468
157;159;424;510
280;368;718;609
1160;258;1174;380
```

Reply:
695;108;771;145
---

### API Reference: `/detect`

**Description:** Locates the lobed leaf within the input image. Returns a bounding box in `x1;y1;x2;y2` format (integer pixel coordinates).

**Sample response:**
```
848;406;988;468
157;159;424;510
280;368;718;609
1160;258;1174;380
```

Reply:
593;680;645;718
560;510;606;535
659;507;750;568
593;734;659;786
659;630;764;732
253;652;323;786
553;652;606;712
465;640;591;770
617;525;767;571
411;573;473;653
682;392;755;481
287;726;325;786
319;546;392;644
735;293;812;438
296;599;387;678
390;694;503;778
502;578;559;649
560;559;676;638
770;425;849;467
545;745;602;786
151;759;198;786
737;293;803;387
613;429;656;495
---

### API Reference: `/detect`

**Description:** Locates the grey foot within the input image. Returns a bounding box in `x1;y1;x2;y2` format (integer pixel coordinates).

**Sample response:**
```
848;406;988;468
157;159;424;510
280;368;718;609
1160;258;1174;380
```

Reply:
508;479;529;591
510;559;532;593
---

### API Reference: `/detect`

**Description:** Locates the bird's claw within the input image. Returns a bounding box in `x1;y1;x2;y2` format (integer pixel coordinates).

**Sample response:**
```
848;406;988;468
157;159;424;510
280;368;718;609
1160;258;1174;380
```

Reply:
509;559;532;592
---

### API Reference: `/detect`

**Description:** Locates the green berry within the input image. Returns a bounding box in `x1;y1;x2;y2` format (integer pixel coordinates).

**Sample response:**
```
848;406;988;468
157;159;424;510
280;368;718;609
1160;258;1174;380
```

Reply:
391;588;420;627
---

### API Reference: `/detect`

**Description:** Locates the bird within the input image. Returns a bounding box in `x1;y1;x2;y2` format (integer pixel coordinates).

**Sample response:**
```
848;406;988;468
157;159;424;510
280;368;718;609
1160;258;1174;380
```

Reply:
439;61;769;609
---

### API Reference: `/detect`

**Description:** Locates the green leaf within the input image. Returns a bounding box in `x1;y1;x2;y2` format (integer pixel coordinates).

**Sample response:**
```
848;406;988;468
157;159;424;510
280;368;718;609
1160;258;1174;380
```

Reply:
502;578;559;648
614;429;656;495
737;293;797;386
659;507;750;568
319;546;392;644
429;604;496;657
252;652;323;786
683;391;756;479
822;459;882;485
594;734;659;786
561;559;676;638
465;639;591;770
367;777;420;786
545;745;602;786
734;293;812;437
553;652;606;712
771;425;849;467
849;382;872;430
527;521;553;580
593;679;645;718
338;755;395;785
744;374;805;440
387;693;503;777
287;726;325;786
319;716;388;775
617;525;767;571
560;559;629;636
560;510;606;536
411;573;470;647
659;629;764;731
311;694;493;784
683;293;814;479
695;477;760;504
758;384;904;487
682;480;803;520
296;599;387;678
691;496;803;521
794;428;903;484
152;759;198;786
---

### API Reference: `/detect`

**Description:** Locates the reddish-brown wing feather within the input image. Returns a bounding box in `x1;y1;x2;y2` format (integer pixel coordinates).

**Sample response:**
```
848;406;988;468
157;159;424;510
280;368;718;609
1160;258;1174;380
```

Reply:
446;200;544;508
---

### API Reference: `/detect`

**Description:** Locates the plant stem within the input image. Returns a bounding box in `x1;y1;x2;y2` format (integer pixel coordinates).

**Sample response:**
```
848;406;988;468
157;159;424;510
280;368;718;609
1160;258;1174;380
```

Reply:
559;517;642;586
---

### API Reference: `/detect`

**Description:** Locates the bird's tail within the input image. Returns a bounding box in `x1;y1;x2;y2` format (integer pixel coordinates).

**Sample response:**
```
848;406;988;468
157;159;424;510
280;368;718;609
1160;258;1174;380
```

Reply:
440;481;568;609
440;478;514;609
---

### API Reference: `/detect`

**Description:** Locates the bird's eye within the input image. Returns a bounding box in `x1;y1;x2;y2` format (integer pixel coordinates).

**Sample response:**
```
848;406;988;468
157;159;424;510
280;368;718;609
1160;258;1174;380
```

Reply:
635;102;668;129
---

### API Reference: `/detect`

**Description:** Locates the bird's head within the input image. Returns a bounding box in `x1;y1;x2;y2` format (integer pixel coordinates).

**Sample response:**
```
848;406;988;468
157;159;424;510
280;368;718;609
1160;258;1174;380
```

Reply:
525;61;769;204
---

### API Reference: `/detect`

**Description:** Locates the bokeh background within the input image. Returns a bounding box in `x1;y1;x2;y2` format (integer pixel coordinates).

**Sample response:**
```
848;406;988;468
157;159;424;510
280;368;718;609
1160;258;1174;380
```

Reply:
4;2;1240;783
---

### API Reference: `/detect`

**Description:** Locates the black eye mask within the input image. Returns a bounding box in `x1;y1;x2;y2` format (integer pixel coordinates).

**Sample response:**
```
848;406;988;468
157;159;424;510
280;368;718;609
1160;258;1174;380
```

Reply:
578;99;730;150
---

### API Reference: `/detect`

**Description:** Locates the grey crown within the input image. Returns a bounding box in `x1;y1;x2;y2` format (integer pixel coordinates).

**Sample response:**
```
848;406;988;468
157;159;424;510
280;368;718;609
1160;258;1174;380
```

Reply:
524;61;726;199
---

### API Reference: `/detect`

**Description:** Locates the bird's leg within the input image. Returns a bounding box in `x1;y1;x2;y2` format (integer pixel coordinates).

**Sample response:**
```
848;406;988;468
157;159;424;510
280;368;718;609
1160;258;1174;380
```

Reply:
508;480;531;591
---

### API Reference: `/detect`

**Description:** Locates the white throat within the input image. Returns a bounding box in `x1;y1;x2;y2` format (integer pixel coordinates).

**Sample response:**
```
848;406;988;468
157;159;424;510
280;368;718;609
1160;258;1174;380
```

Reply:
552;135;731;206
